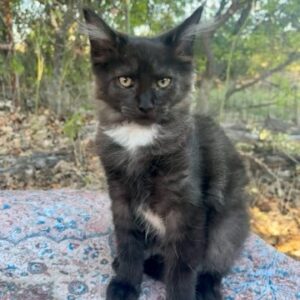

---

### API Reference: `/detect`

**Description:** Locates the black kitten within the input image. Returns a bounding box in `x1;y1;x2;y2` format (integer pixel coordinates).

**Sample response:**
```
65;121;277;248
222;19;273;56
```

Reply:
84;6;249;300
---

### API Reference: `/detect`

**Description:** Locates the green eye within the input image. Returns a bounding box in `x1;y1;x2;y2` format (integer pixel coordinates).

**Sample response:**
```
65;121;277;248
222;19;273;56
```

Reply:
118;76;134;88
157;78;171;88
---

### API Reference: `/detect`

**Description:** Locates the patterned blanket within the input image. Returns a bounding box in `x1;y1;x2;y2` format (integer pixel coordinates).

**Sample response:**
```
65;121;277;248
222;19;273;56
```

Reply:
0;190;299;300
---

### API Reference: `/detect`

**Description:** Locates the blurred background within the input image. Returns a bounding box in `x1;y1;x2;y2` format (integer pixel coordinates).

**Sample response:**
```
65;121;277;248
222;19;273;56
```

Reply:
0;1;299;259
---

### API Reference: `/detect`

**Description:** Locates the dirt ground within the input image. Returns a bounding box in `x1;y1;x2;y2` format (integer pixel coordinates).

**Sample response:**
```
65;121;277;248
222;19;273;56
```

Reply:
1;109;299;260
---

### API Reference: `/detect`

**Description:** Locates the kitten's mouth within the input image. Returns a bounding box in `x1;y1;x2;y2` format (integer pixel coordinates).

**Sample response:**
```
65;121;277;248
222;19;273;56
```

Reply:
121;107;158;125
134;117;156;126
131;113;157;126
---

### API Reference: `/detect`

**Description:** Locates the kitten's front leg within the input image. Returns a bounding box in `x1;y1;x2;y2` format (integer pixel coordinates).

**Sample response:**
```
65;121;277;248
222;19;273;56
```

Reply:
164;242;199;300
107;228;144;300
106;179;144;300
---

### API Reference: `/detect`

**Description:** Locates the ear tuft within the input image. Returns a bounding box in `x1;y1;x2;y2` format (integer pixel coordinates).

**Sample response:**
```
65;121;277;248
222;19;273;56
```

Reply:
83;8;98;23
159;4;206;61
82;8;124;64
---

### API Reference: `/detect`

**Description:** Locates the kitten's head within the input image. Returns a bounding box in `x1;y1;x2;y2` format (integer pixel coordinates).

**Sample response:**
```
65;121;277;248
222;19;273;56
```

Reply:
83;6;204;125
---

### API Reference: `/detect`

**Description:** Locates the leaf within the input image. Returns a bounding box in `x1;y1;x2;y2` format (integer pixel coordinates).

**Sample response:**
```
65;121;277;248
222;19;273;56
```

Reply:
63;112;84;141
259;129;270;141
10;56;25;75
277;236;300;253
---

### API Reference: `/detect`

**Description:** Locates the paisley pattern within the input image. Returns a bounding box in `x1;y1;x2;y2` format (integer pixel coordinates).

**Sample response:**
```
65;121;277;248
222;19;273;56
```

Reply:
0;190;299;300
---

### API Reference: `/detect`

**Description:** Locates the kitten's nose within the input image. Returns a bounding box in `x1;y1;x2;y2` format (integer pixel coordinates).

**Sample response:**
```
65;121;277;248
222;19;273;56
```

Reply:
138;92;154;113
139;104;154;114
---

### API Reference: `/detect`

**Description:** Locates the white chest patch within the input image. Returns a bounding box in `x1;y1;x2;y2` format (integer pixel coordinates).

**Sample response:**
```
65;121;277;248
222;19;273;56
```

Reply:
137;207;166;237
103;123;159;152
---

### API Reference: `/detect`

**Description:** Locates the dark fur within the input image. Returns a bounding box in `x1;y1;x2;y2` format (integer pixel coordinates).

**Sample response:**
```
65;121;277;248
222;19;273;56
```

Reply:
84;6;249;300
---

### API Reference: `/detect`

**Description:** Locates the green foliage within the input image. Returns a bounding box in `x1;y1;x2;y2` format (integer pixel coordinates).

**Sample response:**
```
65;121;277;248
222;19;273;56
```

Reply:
63;112;85;141
211;0;300;80
208;76;298;123
10;55;25;75
256;129;300;156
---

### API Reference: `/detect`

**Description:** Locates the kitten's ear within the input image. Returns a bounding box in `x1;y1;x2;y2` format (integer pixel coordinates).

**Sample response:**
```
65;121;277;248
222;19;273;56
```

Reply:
159;5;204;61
82;8;125;64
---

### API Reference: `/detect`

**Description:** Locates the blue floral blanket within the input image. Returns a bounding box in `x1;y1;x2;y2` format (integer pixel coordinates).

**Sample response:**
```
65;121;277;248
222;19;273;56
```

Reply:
0;190;299;299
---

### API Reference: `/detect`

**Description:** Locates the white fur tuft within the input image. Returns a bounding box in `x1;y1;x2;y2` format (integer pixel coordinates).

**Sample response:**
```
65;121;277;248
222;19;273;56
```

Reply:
137;207;166;237
181;18;225;41
79;22;109;40
103;123;160;152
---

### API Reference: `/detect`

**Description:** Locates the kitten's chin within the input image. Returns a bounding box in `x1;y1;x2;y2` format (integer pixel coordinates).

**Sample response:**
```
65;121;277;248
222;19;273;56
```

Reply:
123;112;158;126
128;117;156;126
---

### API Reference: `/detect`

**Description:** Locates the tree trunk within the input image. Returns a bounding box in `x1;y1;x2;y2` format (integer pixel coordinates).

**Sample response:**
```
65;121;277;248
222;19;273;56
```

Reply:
196;32;215;114
124;0;131;34
195;78;213;114
294;87;299;126
195;0;253;115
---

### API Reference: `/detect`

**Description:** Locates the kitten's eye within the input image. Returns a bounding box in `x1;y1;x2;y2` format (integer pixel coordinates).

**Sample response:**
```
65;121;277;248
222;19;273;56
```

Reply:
118;76;134;88
157;78;172;88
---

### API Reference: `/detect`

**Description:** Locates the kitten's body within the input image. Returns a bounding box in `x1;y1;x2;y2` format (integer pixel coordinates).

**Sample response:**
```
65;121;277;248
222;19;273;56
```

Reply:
84;7;249;300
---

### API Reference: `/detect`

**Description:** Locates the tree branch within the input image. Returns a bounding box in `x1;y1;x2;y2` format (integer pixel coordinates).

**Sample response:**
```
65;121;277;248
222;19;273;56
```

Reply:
0;42;12;51
232;1;252;35
225;52;300;100
202;34;215;78
240;100;278;109
215;0;228;17
212;0;252;33
200;0;253;81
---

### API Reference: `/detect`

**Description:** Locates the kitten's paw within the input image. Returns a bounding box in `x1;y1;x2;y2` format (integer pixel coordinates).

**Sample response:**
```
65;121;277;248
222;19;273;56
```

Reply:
106;277;139;300
196;273;222;300
196;290;222;300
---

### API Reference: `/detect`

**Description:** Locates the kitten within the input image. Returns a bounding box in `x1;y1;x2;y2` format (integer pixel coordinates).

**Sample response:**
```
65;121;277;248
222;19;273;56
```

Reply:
84;6;249;300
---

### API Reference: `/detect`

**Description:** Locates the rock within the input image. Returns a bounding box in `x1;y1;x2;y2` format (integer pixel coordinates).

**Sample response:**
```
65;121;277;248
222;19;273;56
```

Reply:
264;115;292;133
257;201;272;212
